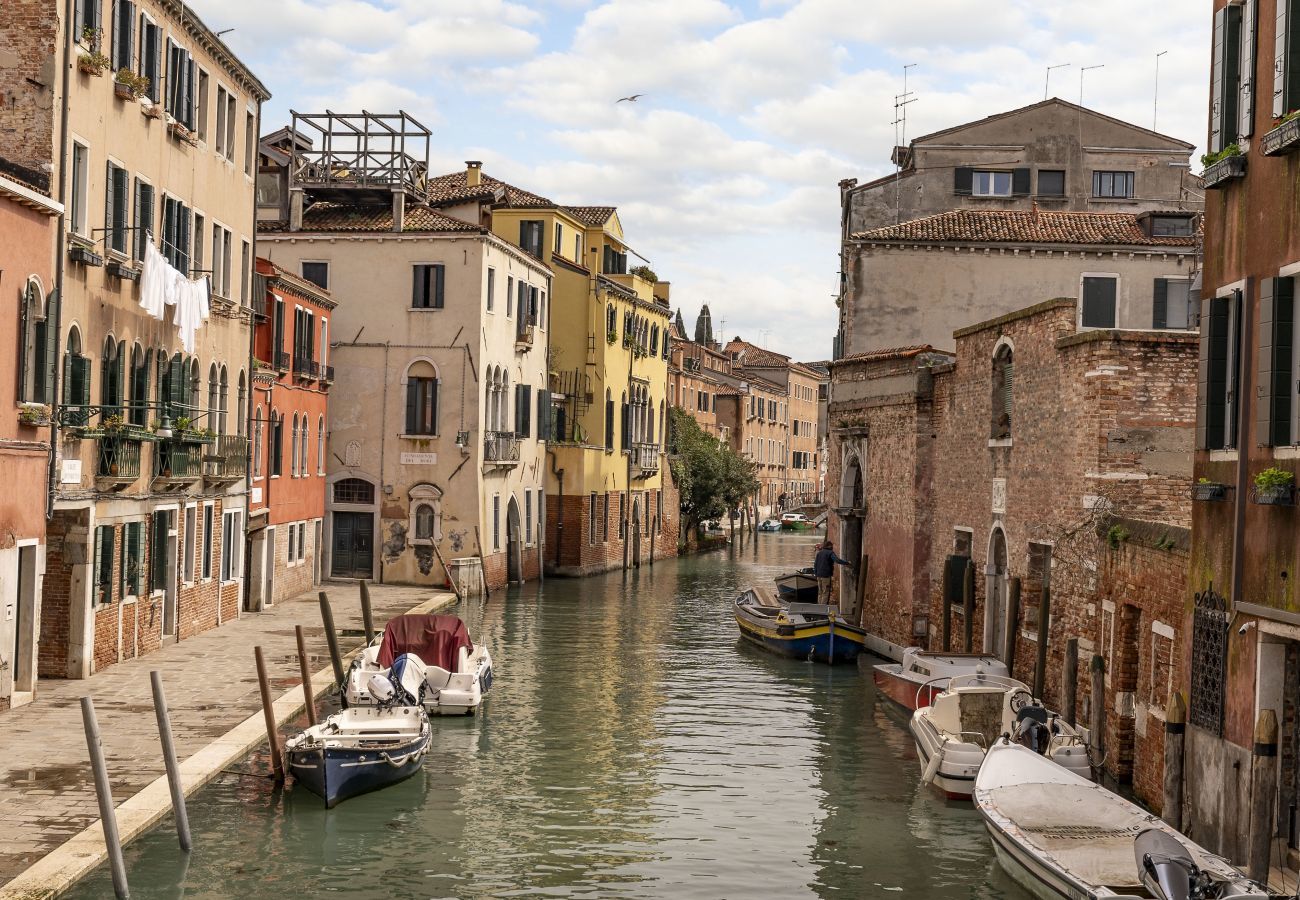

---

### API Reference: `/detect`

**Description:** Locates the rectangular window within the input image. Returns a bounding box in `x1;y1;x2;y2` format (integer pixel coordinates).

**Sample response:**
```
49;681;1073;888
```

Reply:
150;510;170;592
192;212;205;273
220;511;240;581
183;506;196;582
196;69;209;141
1201;291;1242;450
954;529;973;557
94;525;115;605
140;14;161;103
1091;171;1135;199
1153;278;1194;330
160;196;192;273
120;521;144;598
105;161;128;254
1258;277;1296;446
111;0;134;72
1275;0;1300;119
165;40;196;129
1150;215;1195;237
215;86;227;156
201;504;214;579
133;178;153;261
405;377;438;435
493;496;501;550
589;493;597;544
602;494;610;541
70;143;88;236
486;267;495;311
77;0;102;38
412;264;445;309
222;229;233;297
972;170;1013;197
288;521;296;562
525;491;533;544
241;240;251;304
505;276;513;317
298;523;306;561
519;220;543;257
1037;169;1065;197
1081;276;1118;329
245;111;255;176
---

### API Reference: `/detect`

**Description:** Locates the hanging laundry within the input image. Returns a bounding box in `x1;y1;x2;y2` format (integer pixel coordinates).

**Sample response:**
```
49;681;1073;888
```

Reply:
137;231;211;352
174;275;211;354
139;238;169;320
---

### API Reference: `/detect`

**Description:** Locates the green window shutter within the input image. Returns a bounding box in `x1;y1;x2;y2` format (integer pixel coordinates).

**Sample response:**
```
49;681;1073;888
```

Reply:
434;265;445;308
93;525;105;604
1204;297;1231;449
605;398;614;448
1153;279;1169;329
430;378;438;432
1011;168;1031;196
1241;0;1257;138
405;381;418;434
953;167;973;195
74;355;92;411
1275;278;1296;446
41;291;58;405
537;389;550;441
1258;278;1277;447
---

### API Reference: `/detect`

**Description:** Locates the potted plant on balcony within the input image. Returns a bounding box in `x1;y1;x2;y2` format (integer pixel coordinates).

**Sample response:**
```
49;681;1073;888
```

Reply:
607;329;618;344
1191;477;1230;502
1252;467;1295;505
1201;143;1246;188
17;403;51;427
1264;109;1300;156
113;68;148;101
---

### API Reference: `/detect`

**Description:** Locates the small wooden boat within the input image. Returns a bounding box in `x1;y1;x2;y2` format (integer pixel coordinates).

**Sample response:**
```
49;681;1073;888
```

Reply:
733;588;866;664
774;567;818;602
975;740;1266;899
872;647;1008;711
285;704;430;808
344;614;493;716
780;513;813;531
757;518;782;532
909;672;1089;800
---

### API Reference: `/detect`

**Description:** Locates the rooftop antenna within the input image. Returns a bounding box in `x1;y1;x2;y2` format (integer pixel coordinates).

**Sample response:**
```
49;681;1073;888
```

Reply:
892;63;917;226
1044;63;1070;100
1153;50;1168;130
1079;64;1104;106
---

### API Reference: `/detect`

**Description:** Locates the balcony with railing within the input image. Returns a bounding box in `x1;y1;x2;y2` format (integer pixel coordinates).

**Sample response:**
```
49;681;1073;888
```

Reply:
631;442;660;477
321;364;335;385
96;438;142;485
292;357;319;380
515;324;535;349
484;431;521;466
153;441;203;487
205;434;250;482
274;350;291;372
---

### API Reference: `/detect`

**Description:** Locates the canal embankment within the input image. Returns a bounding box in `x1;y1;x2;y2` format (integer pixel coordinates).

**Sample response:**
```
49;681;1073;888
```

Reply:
0;583;455;900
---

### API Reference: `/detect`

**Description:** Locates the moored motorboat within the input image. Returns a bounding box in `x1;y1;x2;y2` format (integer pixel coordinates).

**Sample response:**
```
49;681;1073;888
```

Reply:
975;740;1266;899
344;614;493;715
732;588;866;664
909;672;1089;800
873;647;1009;711
774;567;819;602
285;702;430;808
757;518;782;532
780;512;813;531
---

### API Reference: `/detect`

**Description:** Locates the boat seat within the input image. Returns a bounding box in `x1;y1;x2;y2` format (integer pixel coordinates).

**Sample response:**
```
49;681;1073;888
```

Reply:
424;665;452;691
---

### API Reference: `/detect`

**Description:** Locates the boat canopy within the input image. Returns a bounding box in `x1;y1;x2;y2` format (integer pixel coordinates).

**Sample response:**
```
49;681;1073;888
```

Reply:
378;614;473;670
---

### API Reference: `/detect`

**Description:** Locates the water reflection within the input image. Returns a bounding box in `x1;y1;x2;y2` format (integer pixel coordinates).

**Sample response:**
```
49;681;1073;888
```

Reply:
67;535;1030;899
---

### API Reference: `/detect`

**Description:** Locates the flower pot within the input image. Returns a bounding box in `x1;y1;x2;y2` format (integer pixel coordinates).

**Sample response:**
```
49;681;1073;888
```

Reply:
1252;483;1295;506
114;81;134;99
1191;482;1229;502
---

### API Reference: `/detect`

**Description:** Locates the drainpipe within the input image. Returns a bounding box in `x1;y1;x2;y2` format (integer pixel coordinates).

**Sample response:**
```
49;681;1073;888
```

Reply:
45;0;76;520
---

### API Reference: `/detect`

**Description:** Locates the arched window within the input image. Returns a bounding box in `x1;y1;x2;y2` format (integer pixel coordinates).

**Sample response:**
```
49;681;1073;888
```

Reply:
63;326;90;423
188;358;201;418
207;363;219;430
19;277;54;404
404;360;438;435
129;344;150;426
606;304;616;336
414;505;436;539
334;478;375;505
299;417;308;477
317;415;325;474
991;344;1014;439
101;336;124;412
253;407;264;476
237;371;247;435
218;365;229;435
270;410;283;476
408;483;442;543
290;414;300;476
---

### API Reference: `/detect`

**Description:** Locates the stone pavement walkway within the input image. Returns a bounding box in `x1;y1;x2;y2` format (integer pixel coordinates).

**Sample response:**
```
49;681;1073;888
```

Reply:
0;582;448;889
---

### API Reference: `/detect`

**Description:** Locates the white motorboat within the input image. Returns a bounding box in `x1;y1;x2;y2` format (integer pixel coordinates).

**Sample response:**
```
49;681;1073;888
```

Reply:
975;740;1267;899
909;672;1089;799
344;613;493;716
872;647;1009;711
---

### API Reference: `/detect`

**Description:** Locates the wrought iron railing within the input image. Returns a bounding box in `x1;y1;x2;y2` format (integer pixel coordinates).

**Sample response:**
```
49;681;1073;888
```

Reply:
274;351;291;372
96;438;142;481
515;324;535;346
321;364;335;384
484;431;521;464
153;441;203;482
205;434;250;480
293;357;319;379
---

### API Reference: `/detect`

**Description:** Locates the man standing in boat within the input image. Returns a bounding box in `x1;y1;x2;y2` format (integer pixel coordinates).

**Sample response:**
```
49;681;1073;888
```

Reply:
813;540;851;605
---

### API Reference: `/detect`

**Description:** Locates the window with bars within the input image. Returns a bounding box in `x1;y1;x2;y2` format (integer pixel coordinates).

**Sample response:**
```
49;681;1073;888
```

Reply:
201;505;214;579
120;521;144;598
150;510;170;593
334;478;375;505
1189;585;1229;735
991;345;1013;439
93;525;115;605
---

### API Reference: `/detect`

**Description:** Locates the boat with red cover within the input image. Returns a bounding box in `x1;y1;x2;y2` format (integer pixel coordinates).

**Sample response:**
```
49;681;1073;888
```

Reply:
872;647;1008;711
344;614;493;715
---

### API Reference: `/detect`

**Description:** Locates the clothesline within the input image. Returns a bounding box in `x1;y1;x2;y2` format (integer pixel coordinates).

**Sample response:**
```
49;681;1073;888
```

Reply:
139;233;211;354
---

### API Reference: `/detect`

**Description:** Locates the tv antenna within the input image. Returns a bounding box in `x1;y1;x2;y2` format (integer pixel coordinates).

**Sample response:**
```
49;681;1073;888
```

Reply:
892;63;917;225
1080;64;1104;106
1044;63;1070;100
1153;50;1168;130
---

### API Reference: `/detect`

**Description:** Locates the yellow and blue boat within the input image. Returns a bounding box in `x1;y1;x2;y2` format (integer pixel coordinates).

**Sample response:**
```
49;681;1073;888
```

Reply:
733;588;867;665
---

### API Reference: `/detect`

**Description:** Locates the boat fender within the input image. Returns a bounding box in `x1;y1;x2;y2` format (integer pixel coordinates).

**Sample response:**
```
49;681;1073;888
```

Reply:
921;743;945;785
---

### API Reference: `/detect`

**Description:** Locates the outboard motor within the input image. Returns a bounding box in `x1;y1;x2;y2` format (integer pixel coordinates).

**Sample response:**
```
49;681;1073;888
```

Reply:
1134;827;1203;900
368;674;397;706
1015;703;1050;754
387;653;426;705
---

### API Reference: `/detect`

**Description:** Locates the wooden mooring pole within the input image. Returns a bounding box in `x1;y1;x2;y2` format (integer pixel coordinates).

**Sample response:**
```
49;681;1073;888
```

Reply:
254;646;285;782
149;671;192;851
961;559;975;653
1062;638;1078;726
1248;709;1279;885
82;697;130;899
1089;654;1105;777
941;564;952;653
1162;691;1186;831
1004;577;1021;673
1033;581;1051;701
318;591;345;687
359;580;376;645
295;625;317;727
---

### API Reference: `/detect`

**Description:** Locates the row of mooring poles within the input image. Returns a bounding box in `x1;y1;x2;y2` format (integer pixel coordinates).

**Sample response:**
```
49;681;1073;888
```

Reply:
84;580;380;898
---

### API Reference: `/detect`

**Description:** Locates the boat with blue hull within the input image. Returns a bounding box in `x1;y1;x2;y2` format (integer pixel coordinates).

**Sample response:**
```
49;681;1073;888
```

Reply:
774;567;818;602
733;589;866;664
285;705;430;808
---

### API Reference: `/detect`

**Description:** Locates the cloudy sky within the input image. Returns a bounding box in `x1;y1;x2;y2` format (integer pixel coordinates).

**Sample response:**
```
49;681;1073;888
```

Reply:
195;0;1210;362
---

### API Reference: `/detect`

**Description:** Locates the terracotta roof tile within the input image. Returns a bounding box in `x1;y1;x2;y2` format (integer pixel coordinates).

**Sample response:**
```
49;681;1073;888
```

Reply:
851;209;1197;247
564;206;617;226
261;202;480;234
831;344;943;365
725;339;791;368
426;170;555;208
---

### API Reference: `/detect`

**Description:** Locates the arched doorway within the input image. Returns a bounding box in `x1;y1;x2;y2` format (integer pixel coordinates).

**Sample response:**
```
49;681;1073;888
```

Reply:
985;527;1009;658
631;497;642;568
506;497;523;584
839;453;865;622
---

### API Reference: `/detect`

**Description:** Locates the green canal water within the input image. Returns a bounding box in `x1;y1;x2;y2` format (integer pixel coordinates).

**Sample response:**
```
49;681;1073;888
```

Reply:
68;533;1031;899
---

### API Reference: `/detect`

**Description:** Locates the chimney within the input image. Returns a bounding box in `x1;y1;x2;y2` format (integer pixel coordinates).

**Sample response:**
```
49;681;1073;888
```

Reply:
466;160;482;188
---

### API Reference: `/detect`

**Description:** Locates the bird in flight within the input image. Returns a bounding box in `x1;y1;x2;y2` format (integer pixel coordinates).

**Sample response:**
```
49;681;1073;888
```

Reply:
617;94;644;103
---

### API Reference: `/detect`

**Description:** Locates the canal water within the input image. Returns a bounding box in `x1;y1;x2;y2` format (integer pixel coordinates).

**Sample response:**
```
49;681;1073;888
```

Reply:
68;533;1031;899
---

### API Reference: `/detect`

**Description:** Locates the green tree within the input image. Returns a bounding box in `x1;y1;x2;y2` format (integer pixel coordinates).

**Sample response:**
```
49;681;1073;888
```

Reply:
668;407;758;542
629;264;658;283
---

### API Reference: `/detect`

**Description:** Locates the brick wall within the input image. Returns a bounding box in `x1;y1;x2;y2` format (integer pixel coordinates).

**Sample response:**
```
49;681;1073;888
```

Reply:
544;485;678;577
38;508;85;677
271;519;318;604
0;0;59;174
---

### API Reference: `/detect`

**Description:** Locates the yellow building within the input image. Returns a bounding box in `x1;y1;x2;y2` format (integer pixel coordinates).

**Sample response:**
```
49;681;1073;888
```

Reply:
426;166;677;575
